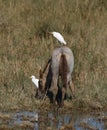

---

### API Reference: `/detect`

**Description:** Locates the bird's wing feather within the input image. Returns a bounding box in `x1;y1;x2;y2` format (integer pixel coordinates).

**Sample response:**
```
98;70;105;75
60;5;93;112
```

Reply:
53;32;66;45
32;78;39;88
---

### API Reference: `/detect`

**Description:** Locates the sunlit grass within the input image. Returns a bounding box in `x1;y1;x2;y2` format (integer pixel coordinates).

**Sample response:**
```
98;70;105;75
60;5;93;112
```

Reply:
0;0;107;110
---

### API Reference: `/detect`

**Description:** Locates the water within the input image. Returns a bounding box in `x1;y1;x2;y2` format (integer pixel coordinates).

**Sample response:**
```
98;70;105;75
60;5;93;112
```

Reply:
1;110;107;130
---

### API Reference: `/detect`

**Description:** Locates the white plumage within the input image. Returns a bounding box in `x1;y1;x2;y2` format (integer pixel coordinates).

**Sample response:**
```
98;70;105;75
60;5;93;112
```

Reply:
51;32;67;45
30;75;39;88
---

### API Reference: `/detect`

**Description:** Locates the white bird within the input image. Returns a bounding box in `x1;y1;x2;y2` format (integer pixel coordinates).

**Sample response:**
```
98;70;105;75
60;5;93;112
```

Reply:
30;75;39;88
50;31;67;45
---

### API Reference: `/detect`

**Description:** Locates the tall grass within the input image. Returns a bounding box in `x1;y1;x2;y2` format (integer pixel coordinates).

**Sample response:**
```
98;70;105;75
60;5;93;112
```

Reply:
0;0;107;110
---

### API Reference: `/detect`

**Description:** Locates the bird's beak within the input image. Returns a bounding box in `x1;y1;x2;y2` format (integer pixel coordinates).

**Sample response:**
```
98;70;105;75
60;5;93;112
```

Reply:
48;32;52;34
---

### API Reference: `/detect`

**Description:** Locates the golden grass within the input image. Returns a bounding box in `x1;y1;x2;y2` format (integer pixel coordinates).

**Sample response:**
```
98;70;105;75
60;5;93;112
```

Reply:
0;0;107;110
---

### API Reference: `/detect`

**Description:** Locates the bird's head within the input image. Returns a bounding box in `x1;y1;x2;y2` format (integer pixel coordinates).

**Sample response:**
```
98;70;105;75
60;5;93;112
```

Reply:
30;75;35;79
48;32;54;36
49;31;56;35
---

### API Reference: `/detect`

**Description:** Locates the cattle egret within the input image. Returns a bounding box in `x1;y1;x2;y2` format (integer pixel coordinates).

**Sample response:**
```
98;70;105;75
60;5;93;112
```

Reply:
30;75;39;88
50;32;67;45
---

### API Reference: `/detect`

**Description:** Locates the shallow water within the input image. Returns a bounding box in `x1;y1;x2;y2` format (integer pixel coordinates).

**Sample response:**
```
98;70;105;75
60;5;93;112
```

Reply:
0;110;107;130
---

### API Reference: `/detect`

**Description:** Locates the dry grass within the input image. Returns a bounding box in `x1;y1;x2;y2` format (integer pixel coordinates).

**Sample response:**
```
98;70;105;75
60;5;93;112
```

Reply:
0;0;107;110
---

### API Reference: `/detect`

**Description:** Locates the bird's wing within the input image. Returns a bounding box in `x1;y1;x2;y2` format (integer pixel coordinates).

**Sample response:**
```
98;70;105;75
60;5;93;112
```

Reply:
53;32;66;44
32;78;39;88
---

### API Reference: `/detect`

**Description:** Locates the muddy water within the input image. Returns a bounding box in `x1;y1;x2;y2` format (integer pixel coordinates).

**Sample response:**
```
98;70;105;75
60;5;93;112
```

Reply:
0;109;107;130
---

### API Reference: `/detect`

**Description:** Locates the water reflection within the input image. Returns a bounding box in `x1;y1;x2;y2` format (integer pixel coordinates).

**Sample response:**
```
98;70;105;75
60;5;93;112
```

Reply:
75;116;105;130
10;110;107;130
